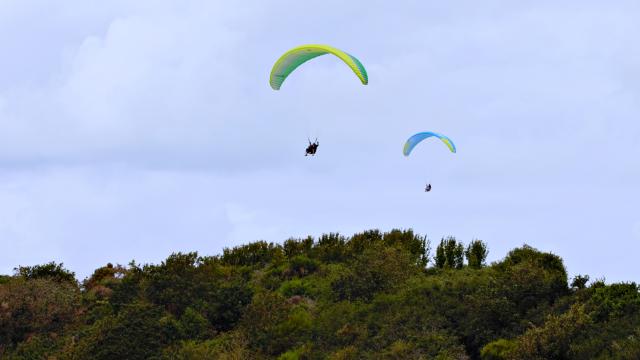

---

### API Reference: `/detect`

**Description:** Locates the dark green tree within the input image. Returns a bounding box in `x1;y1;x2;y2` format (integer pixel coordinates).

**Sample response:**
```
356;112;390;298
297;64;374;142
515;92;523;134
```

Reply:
382;229;431;268
69;302;168;360
0;278;79;351
283;236;314;258
494;245;569;315
465;239;489;269
331;245;418;302
434;237;464;269
571;274;590;290
314;232;347;262
14;262;76;285
221;241;283;266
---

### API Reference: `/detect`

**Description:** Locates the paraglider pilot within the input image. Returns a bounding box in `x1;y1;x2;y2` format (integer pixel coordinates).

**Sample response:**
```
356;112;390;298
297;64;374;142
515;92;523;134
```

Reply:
305;138;319;156
425;183;432;192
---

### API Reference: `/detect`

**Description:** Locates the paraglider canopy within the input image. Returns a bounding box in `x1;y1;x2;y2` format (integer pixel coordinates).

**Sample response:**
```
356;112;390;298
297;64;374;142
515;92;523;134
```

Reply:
269;44;368;90
403;132;456;156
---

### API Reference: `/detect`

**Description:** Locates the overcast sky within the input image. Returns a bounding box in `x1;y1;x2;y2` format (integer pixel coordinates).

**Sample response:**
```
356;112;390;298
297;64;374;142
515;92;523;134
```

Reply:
1;1;638;282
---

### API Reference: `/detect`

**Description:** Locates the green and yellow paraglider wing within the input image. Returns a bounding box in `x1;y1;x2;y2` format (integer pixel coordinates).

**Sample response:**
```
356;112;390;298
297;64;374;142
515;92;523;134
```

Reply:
403;132;456;156
269;44;368;90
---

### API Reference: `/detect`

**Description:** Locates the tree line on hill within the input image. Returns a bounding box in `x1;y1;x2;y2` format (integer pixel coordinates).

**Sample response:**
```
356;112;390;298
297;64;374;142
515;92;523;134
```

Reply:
1;229;639;359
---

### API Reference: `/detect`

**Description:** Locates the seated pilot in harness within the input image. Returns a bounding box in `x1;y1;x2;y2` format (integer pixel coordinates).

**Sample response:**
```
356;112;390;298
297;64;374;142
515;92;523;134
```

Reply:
305;138;319;156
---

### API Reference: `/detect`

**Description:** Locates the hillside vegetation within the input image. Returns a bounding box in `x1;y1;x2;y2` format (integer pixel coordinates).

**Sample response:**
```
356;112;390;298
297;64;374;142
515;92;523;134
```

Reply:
1;229;639;359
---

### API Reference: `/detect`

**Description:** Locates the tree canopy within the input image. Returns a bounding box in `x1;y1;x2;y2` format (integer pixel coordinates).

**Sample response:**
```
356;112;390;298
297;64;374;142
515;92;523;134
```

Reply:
1;229;637;359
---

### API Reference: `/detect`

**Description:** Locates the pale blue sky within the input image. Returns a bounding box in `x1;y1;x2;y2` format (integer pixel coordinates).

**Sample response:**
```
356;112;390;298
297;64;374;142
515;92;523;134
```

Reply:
1;1;638;281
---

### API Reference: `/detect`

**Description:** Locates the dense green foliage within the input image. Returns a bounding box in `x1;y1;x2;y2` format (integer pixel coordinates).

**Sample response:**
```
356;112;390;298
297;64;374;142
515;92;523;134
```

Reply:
1;229;638;359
